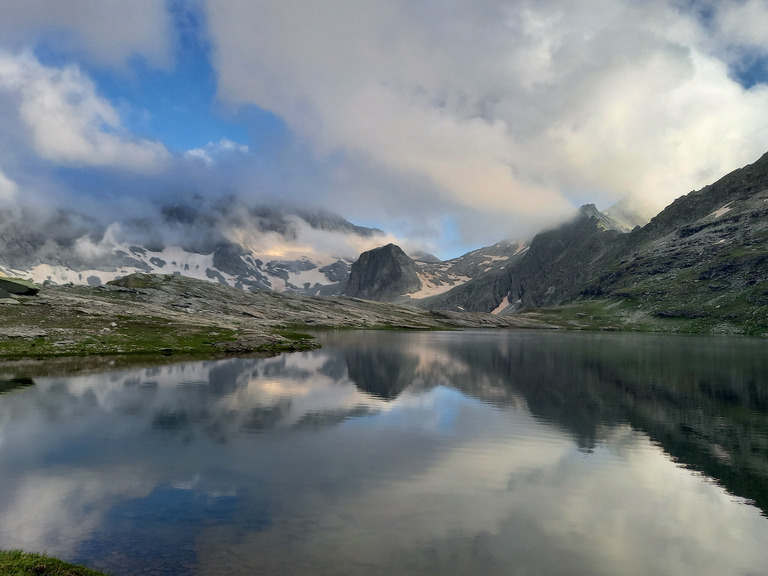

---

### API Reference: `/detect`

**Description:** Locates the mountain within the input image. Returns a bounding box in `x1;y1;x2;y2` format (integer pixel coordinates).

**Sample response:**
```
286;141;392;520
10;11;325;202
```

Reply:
0;203;383;296
579;151;768;331
344;243;422;301
6;150;768;336
344;240;528;303
421;151;768;334
415;204;628;312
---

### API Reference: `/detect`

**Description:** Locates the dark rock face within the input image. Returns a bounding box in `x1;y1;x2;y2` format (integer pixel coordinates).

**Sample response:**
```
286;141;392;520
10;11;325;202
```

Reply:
320;260;350;283
344;244;422;301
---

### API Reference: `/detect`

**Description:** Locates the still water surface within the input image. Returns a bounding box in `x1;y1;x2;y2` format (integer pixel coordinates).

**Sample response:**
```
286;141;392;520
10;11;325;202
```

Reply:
1;330;768;576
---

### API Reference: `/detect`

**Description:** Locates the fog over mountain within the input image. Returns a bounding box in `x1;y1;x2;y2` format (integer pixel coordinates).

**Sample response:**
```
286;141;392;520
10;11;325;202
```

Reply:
0;196;402;294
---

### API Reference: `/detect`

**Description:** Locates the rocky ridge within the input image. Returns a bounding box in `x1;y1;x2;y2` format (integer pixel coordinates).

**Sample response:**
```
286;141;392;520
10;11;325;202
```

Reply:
343;239;528;303
417;204;628;313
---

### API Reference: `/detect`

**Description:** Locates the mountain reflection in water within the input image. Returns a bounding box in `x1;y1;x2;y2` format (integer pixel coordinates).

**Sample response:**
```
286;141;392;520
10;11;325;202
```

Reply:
0;330;767;576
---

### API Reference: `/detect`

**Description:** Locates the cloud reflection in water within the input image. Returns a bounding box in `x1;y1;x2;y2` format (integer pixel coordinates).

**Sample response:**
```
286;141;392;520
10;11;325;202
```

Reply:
0;330;767;576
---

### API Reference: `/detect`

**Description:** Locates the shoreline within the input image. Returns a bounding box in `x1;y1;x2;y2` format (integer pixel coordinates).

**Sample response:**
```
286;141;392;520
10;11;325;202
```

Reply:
3;273;763;371
0;274;552;368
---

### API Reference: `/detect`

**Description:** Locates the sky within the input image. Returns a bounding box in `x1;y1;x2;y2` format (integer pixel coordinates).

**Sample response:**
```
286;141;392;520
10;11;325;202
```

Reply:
2;0;768;259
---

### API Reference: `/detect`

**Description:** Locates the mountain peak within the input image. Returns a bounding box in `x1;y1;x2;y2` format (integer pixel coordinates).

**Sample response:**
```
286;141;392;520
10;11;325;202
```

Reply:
344;244;422;301
576;204;628;232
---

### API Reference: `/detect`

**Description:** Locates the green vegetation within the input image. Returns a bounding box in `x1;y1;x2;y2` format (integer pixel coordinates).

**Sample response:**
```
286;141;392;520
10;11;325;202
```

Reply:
0;550;108;576
0;296;318;361
0;301;241;359
273;329;316;341
0;277;39;296
529;294;768;336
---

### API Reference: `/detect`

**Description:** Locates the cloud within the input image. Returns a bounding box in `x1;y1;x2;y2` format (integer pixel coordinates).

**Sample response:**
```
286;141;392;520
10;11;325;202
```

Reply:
0;168;17;203
0;51;170;171
711;0;768;54
3;1;768;256
0;0;173;69
203;0;768;242
73;222;123;260
186;138;250;166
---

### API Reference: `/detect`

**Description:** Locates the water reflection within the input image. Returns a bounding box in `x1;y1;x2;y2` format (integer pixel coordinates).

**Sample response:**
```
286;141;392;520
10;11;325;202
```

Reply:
0;330;767;576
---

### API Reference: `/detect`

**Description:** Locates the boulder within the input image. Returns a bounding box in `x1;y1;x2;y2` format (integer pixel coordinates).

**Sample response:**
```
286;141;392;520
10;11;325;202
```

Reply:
0;277;38;296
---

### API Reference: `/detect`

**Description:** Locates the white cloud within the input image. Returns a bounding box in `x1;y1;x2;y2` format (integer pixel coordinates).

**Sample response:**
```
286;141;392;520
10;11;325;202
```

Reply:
0;168;17;203
203;0;768;239
0;51;169;171
186;138;250;166
73;222;123;260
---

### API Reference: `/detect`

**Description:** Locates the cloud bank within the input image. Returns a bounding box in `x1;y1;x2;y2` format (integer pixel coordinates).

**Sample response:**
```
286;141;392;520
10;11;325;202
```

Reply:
3;1;768;257
205;0;768;237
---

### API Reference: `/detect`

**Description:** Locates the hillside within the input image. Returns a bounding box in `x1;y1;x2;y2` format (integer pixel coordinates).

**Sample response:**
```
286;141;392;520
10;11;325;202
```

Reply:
419;204;628;313
420;152;768;334
0;273;554;363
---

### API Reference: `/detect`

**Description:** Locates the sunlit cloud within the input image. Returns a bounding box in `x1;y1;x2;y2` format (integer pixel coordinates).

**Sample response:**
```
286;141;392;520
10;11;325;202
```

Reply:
204;0;768;241
0;51;169;171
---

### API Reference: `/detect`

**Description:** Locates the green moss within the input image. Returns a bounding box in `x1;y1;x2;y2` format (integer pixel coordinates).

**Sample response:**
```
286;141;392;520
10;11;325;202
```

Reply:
0;550;108;576
274;329;315;341
105;274;171;289
0;316;241;360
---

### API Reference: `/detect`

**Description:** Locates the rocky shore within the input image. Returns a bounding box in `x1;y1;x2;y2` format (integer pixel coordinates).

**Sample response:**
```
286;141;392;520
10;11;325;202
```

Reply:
0;273;553;366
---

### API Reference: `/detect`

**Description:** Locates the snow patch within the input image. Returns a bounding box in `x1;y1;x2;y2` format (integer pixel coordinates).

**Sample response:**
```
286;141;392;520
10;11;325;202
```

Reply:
709;202;733;219
269;256;344;292
491;296;510;315
408;273;471;299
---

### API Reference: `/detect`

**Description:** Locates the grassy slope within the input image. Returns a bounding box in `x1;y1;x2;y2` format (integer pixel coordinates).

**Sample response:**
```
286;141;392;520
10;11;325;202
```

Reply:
528;295;768;335
0;551;108;576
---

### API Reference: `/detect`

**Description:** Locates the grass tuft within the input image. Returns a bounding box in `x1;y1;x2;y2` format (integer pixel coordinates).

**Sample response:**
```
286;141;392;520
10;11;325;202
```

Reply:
0;550;108;576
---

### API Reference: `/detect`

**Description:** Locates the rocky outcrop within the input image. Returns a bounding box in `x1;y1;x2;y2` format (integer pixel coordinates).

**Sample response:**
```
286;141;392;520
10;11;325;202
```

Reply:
344;244;422;301
0;277;39;296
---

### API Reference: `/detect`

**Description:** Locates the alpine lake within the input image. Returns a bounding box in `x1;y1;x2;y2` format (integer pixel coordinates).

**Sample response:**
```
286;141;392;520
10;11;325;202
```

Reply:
1;329;768;576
